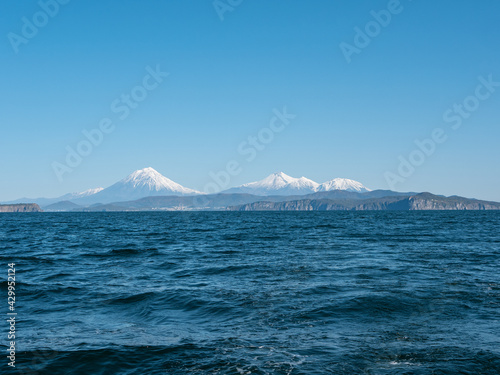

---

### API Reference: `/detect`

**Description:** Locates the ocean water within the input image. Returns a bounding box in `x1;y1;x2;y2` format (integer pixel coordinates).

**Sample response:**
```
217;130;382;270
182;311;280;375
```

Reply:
1;211;499;375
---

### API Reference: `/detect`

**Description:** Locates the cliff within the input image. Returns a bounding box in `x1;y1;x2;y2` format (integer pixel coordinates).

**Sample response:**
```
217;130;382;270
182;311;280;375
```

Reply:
228;193;500;211
0;204;43;213
407;193;500;210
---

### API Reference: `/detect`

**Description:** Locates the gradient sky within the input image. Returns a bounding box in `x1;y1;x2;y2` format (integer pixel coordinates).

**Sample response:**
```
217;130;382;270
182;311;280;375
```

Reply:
1;0;500;201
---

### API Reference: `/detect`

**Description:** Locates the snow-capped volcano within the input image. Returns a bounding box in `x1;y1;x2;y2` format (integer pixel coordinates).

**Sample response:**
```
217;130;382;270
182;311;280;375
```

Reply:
223;172;320;196
119;167;199;194
222;172;370;196
74;167;202;204
3;169;372;207
317;178;371;193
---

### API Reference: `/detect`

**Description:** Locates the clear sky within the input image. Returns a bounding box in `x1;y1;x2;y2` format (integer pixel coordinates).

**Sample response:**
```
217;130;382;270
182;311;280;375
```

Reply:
1;0;499;201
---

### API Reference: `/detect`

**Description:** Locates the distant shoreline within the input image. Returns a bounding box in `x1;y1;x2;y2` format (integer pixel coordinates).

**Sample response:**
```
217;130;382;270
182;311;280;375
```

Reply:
0;204;42;213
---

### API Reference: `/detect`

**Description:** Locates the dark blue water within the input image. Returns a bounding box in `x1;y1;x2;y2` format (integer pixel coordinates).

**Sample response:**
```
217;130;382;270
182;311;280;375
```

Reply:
1;212;499;374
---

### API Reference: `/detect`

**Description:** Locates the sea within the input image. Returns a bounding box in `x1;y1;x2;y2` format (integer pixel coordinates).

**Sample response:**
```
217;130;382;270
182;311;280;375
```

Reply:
1;211;499;374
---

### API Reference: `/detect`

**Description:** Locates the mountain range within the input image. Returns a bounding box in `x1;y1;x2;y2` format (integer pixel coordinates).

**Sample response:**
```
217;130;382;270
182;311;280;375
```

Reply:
3;167;499;211
3;168;371;206
224;172;371;196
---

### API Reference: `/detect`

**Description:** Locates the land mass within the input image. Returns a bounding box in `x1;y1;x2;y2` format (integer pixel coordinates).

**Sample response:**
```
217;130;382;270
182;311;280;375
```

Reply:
0;204;43;213
6;168;500;211
39;191;500;212
227;193;500;211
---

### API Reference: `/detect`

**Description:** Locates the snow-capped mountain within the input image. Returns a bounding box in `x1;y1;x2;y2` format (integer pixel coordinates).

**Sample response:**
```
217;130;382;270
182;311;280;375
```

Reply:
74;167;202;204
3;169;372;207
223;172;370;196
223;172;319;196
317;178;371;193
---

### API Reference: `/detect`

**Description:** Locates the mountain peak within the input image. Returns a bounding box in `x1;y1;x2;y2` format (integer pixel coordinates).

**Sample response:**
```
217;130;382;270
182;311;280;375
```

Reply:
317;178;371;193
140;167;157;173
128;167;160;178
225;172;319;196
70;168;202;204
222;173;370;196
121;168;199;194
263;171;294;183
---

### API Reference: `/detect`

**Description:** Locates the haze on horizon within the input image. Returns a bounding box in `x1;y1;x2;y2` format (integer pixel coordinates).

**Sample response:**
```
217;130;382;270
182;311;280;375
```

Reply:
1;0;499;202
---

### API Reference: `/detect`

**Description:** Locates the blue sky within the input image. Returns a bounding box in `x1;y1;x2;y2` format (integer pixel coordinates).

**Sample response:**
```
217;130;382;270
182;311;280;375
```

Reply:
1;0;500;201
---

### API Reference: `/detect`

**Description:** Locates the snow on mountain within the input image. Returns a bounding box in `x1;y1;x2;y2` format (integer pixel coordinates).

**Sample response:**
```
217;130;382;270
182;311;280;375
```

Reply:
223;172;320;196
74;167;202;204
3;169;372;206
317;178;371;193
223;173;371;196
58;187;104;201
78;187;105;197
